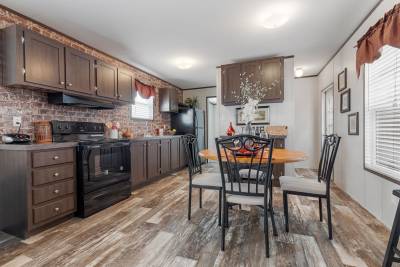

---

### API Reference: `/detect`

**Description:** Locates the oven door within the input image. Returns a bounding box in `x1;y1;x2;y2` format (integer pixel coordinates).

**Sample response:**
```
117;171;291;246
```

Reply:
78;141;131;193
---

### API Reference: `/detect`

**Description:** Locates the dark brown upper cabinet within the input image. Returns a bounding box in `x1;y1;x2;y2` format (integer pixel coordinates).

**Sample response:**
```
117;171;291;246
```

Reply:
117;68;134;103
65;47;95;95
221;57;284;106
260;58;284;103
221;64;241;105
3;25;65;90
95;60;117;99
159;88;179;112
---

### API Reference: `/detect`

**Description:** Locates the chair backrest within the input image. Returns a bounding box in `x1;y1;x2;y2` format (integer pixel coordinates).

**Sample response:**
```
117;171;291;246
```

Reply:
318;134;341;193
215;135;274;198
182;134;202;180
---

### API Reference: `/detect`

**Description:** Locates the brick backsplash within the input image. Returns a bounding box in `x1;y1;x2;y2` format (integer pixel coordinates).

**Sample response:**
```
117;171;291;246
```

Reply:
0;7;182;139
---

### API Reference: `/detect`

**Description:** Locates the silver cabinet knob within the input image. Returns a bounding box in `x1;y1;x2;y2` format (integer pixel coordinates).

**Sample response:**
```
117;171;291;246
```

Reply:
54;207;60;212
53;172;59;177
67;83;72;87
60;81;65;85
53;156;59;160
53;189;60;194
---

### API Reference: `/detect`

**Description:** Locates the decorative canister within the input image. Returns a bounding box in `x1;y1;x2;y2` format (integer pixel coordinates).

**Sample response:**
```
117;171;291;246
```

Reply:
110;129;119;139
33;121;52;144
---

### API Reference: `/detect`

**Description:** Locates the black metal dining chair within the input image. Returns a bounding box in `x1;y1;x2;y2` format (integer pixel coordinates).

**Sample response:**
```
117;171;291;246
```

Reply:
183;134;222;226
279;134;341;239
215;135;275;257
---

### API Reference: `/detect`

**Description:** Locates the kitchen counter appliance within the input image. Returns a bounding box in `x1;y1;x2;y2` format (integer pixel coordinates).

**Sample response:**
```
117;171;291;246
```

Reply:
51;121;131;218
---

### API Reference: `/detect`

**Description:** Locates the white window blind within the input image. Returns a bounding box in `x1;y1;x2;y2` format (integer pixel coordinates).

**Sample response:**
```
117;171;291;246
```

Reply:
365;45;400;181
131;94;154;120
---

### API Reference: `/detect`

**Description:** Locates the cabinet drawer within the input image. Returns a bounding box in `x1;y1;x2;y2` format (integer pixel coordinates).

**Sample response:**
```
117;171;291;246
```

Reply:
32;179;75;205
33;196;75;224
32;163;74;186
32;148;74;168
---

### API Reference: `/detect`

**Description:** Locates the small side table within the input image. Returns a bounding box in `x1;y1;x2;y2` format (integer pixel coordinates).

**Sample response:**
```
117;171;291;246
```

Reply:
383;190;400;267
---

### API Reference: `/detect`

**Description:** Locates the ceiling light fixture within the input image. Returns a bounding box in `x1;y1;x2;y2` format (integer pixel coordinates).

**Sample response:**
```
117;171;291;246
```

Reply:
262;12;289;29
175;57;195;70
295;67;304;78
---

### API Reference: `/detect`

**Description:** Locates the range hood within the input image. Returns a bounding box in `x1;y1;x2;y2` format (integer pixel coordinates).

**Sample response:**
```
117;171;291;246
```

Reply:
48;93;115;110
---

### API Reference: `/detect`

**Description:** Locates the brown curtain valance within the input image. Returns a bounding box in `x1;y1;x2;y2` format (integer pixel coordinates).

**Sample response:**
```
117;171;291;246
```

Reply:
134;79;156;99
356;3;400;77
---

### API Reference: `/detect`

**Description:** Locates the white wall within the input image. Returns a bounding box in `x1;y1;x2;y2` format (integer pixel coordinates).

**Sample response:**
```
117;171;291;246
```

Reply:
216;58;320;175
317;0;399;227
182;87;217;111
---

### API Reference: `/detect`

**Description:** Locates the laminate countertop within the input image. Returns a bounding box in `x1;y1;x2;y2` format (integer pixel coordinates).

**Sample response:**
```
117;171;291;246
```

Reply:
0;142;78;151
130;135;183;141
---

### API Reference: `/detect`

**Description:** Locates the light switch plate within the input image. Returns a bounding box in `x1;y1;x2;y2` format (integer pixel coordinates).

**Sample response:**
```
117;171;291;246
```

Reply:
13;116;22;127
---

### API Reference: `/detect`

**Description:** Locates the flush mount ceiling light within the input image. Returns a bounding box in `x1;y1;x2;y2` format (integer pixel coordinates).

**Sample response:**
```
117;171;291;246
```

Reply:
258;3;296;29
295;67;304;77
175;57;195;70
262;12;289;29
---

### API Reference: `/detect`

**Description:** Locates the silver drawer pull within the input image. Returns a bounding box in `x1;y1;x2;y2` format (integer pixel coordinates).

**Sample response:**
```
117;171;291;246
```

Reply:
53;189;60;194
53;172;59;177
53;156;59;160
54;207;60;212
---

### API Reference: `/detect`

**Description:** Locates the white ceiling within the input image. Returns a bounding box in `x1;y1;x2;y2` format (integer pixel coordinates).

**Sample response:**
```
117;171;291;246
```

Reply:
0;0;380;89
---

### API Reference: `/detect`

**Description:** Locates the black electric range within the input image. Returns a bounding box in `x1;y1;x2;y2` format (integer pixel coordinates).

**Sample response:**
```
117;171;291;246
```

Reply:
51;121;131;218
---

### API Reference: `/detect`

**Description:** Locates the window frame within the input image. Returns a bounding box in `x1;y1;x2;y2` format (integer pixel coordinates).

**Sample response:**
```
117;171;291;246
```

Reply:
131;94;154;121
363;51;400;185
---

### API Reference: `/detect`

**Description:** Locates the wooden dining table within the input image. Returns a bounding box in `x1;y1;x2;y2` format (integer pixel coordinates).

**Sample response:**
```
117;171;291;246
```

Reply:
198;148;307;165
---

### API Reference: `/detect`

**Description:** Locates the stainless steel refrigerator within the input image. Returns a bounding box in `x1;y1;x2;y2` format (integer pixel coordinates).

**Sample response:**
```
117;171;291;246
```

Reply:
171;107;205;151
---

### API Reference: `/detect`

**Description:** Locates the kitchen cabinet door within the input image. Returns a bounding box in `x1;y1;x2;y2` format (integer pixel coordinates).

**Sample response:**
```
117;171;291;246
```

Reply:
160;139;171;175
260;58;284;103
117;68;134;103
95;60;117;99
170;138;180;170
147;140;160;180
65;47;95;95
159;88;178;112
24;30;65;89
241;61;262;85
221;64;241;106
179;137;187;168
131;141;147;186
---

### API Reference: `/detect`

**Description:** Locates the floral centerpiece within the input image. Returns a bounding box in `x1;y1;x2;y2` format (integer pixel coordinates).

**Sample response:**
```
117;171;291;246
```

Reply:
233;72;279;134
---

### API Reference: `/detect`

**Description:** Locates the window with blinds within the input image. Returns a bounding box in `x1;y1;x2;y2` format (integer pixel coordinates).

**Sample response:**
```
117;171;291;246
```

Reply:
131;94;154;120
365;45;400;181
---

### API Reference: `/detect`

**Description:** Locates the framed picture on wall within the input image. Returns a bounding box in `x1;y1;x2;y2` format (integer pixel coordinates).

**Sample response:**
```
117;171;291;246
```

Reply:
348;112;359;135
338;68;347;92
340;89;351;113
236;106;270;125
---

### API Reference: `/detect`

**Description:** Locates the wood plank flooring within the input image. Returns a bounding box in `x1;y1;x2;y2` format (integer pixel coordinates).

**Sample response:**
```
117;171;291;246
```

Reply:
0;164;393;266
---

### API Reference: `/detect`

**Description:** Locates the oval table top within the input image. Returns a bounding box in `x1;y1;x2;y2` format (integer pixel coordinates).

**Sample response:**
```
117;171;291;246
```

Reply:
199;148;307;164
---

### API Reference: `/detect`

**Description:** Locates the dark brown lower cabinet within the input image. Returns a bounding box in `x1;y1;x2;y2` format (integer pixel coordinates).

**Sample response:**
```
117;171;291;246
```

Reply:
170;138;180;171
131;141;147;186
147;140;161;180
0;145;77;239
179;137;187;168
160;139;171;175
131;137;186;189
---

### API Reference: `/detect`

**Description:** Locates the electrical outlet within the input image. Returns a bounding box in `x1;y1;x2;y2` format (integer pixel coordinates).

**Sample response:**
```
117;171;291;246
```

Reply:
13;116;22;127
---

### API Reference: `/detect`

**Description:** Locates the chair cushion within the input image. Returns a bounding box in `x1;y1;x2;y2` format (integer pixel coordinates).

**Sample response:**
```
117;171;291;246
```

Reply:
238;169;275;180
279;176;326;195
227;194;264;206
192;173;223;187
239;169;264;179
225;182;266;206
